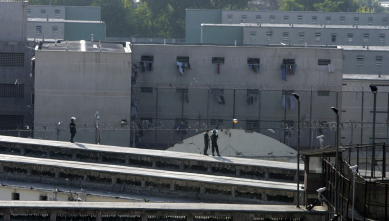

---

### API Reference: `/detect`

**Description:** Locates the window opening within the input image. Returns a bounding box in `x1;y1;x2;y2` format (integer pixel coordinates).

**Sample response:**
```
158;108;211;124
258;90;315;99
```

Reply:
368;17;373;25
354;17;359;25
315;33;321;42
241;15;247;23
318;59;331;65
250;31;256;42
317;90;330;96
256;15;261;23
326;16;331;25
364;33;369;43
41;9;46;18
297;15;303;24
312;16;317;24
284;16;289;24
270;15;275;23
376;56;382;66
55;9;60;18
299;32;305;42
27;9;31;17
266;32;272;41
140;55;153;72
331;33;336;42
347;33;353;42
0;53;25;67
340;16;345;25
12;193;20;200
227;14;233;23
36;26;42;35
0;84;24;98
380;34;385;43
383;17;387;26
357;55;364;66
140;87;153;93
211;89;225;104
283;32;289;42
247;58;260;73
247;89;259;105
52;26;58;36
212;57;224;64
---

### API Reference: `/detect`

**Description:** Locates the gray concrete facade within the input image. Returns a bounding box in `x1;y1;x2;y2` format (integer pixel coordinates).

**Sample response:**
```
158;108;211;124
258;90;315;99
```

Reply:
220;10;389;26
0;1;28;42
131;44;343;149
34;41;132;146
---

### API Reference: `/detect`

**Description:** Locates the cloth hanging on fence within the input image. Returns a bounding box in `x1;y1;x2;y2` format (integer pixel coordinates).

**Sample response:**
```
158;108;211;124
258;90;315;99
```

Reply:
282;95;295;110
328;64;334;74
131;97;138;120
140;61;146;72
249;64;261;73
147;63;153;71
281;63;287;81
139;61;153;72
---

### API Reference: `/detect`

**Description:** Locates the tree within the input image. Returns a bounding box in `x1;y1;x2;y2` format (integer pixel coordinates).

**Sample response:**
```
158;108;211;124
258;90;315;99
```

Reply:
278;0;305;11
313;0;341;12
295;0;324;10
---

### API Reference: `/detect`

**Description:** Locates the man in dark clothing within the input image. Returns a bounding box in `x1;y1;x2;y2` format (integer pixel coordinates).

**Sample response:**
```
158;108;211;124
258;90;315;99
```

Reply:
210;130;220;157
70;117;76;143
203;130;210;155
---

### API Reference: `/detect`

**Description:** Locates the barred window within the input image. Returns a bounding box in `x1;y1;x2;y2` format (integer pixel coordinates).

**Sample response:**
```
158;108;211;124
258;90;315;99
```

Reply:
340;16;345;25
317;90;330;96
250;31;256;41
55;9;60;18
36;26;42;35
299;32;305;42
0;84;24;98
326;16;331;24
27;9;31;17
312;16;317;24
41;9;46;18
318;59;331;65
270;15;275;23
357;55;364;66
364;33;369;43
354;17;359;25
0;53;25;67
315;33;321;42
368;17;373;25
266;32;272;41
283;32;289;42
52;26;58;36
256;15;261;23
347;33;353;42
284;16;289;24
140;87;153;93
380;34;385;43
0;115;24;130
376;56;382;66
297;15;303;24
227;14;233;23
241;15;247;23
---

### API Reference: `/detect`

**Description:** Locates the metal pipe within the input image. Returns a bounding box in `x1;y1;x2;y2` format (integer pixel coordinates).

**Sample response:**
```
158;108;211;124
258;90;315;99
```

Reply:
352;173;356;221
297;96;300;207
372;92;377;178
233;89;236;129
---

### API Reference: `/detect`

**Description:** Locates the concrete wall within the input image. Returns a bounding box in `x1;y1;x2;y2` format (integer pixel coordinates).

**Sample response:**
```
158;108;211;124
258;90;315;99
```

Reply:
242;25;389;46
65;6;101;21
34;46;132;146
220;11;389;26
343;49;389;75
131;44;343;149
202;25;243;44
28;21;65;40
64;22;106;41
28;5;66;20
0;41;35;136
0;1;28;41
185;9;222;43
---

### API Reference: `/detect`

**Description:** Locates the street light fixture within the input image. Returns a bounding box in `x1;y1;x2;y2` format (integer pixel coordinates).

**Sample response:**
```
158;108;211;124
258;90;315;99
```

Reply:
331;106;340;214
370;84;378;178
292;93;300;208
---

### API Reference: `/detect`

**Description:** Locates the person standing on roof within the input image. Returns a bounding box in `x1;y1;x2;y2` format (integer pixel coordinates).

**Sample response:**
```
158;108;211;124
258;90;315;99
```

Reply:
203;130;210;156
210;130;221;157
70;117;76;143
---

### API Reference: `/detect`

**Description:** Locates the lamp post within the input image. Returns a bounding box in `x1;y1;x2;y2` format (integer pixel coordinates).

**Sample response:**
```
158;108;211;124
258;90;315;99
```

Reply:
350;165;358;221
370;85;378;178
292;93;300;208
331;107;340;214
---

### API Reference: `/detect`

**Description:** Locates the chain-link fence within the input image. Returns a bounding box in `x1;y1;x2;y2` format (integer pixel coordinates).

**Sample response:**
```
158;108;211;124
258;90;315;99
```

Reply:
4;87;389;151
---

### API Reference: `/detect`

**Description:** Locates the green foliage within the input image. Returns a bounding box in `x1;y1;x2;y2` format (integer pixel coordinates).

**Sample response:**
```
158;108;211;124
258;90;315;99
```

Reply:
278;0;304;11
313;0;342;12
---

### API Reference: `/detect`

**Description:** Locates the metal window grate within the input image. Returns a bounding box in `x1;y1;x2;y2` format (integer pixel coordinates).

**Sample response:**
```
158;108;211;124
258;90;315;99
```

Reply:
326;16;331;24
212;57;224;64
299;32;305;41
0;115;24;130
364;33;369;43
315;33;321;42
52;26;58;36
284;16;289;24
36;26;42;35
140;87;153;93
241;15;247;23
368;17;373;25
297;15;303;24
318;59;331;65
357;55;364;66
340;16;345;25
55;10;60;18
354;17;359;25
210;119;223;126
376;56;382;66
331;33;336;42
283;32;289;42
380;34;385;43
141;55;154;62
347;33;353;42
246;120;259;129
266;32;272;41
270;15;275;23
312;16;317;24
0;84;24;98
0;53;24;67
317;90;330;96
256;15;261;22
250;31;256;41
177;56;189;63
247;58;260;65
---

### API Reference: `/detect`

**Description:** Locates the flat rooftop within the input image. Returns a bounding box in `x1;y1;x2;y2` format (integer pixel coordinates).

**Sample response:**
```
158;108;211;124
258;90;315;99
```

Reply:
340;45;389;51
202;23;389;30
35;40;129;52
28;18;104;23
